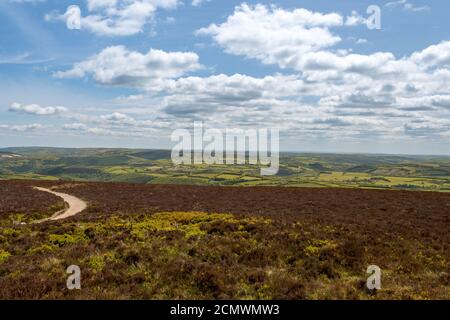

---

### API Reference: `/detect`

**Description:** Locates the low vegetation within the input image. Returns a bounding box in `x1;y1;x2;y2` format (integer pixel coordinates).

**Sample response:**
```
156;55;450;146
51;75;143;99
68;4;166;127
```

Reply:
0;182;65;224
0;180;448;299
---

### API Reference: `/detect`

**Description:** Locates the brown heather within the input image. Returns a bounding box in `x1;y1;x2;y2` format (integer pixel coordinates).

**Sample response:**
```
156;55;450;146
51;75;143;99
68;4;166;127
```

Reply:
0;180;448;300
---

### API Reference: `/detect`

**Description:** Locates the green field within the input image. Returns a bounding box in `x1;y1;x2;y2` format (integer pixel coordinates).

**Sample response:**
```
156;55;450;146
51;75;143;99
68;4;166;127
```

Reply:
1;148;449;191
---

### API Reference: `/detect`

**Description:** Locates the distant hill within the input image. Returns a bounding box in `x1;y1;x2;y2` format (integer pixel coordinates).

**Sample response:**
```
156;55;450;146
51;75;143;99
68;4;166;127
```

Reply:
131;150;172;160
0;147;449;191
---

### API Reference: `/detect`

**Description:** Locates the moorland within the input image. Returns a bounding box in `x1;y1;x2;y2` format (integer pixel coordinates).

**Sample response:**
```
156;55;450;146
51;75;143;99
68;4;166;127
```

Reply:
0;179;448;299
0;148;449;299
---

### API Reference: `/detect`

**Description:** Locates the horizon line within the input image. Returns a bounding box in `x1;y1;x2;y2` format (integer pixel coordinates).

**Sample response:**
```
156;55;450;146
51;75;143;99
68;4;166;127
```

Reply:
1;146;450;157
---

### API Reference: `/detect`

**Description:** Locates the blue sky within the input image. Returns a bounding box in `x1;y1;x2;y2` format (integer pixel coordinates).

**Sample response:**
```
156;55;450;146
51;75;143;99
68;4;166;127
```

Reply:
0;0;449;154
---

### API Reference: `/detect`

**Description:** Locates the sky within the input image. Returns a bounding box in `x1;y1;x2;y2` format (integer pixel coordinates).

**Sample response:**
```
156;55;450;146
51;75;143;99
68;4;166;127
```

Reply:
0;0;449;154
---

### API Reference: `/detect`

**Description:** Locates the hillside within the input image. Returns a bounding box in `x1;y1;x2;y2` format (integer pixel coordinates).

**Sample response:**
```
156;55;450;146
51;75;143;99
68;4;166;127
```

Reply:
0;147;449;191
0;180;448;299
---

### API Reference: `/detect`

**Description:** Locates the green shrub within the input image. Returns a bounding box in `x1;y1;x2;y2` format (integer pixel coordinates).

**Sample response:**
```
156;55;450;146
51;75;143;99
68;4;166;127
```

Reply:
0;250;11;263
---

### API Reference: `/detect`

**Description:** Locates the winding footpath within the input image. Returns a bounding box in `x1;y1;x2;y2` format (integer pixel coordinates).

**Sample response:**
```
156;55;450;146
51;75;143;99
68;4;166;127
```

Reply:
34;187;87;222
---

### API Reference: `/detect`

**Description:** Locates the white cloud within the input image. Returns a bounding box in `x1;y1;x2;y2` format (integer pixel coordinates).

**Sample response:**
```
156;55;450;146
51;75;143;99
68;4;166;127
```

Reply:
385;1;430;12
0;123;44;132
100;112;136;125
197;4;343;69
404;3;430;12
116;94;145;102
192;0;210;7
196;4;435;78
87;0;118;10
53;40;450;141
54;46;201;86
63;123;88;131
47;4;449;146
194;4;450;99
9;102;68;115
345;11;367;27
356;38;368;45
386;0;408;7
410;41;450;69
47;0;179;36
0;53;51;65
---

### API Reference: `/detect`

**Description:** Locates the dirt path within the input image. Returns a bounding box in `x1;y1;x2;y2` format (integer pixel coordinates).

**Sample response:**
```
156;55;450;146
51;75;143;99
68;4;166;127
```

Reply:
34;187;87;222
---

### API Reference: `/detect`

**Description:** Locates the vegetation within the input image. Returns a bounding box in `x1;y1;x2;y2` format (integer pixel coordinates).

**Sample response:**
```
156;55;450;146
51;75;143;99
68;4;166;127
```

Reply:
0;180;448;299
0;181;65;224
1;147;449;192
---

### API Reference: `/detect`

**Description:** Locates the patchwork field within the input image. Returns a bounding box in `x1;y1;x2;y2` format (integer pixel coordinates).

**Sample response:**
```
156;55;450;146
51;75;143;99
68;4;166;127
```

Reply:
0;180;448;300
1;148;450;192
